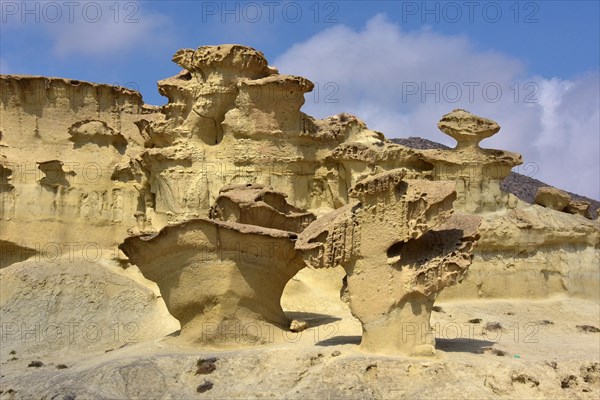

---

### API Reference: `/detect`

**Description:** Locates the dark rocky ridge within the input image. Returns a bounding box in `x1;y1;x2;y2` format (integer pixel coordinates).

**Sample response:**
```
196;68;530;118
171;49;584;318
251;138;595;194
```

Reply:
390;137;599;218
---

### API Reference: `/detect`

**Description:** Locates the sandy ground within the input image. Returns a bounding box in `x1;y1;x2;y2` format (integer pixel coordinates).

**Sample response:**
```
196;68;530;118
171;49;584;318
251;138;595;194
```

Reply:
1;268;599;399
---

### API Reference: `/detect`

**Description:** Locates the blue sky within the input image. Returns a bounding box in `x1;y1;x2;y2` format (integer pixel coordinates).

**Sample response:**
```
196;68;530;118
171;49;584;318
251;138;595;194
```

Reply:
1;1;599;199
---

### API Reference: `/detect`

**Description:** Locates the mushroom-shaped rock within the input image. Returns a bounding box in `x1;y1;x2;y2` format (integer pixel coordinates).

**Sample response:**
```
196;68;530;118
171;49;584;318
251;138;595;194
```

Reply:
120;218;305;346
172;44;273;82
438;109;500;150
419;110;523;213
119;184;317;347
296;169;481;356
209;183;316;233
534;186;571;211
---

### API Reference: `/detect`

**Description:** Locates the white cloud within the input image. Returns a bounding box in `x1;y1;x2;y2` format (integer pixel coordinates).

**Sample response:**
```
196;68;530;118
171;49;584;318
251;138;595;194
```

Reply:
45;1;173;57
274;14;599;200
532;75;599;199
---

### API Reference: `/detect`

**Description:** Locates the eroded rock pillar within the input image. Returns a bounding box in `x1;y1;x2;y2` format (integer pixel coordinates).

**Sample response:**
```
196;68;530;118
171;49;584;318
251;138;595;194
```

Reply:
296;169;481;356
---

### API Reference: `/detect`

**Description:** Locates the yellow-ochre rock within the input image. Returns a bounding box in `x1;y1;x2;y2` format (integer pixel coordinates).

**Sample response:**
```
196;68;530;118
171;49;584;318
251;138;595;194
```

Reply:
0;45;598;365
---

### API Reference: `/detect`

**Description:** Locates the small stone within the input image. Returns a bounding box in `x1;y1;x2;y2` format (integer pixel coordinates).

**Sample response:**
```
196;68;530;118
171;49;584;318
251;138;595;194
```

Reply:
196;358;217;375
577;325;600;333
484;322;503;331
290;319;309;333
561;375;578;389
196;380;214;393
27;361;44;368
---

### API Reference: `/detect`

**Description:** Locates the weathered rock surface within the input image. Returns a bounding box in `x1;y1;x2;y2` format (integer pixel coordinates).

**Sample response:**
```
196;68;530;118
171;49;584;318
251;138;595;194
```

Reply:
0;258;178;356
392;137;600;218
297;170;481;355
442;204;600;300
0;48;596;321
565;200;592;219
421;109;523;214
0;74;162;258
0;43;598;400
119;184;310;347
535;186;572;211
208;183;316;232
120;219;304;346
438;108;500;150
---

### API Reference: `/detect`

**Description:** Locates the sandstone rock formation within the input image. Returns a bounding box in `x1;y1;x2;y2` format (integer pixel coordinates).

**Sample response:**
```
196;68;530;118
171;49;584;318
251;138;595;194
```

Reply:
437;108;500;150
535;186;572;211
565;200;593;219
0;258;178;355
534;186;593;219
0;75;162;257
119;184;309;346
297;169;481;356
446;205;599;299
416;111;599;301
208;183;316;232
420;109;523;214
1;44;598;365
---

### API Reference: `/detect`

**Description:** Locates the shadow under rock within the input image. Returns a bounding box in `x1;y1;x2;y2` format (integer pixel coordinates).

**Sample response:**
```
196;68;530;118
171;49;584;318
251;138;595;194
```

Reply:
316;335;362;347
166;330;181;337
436;338;497;354
284;311;342;327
